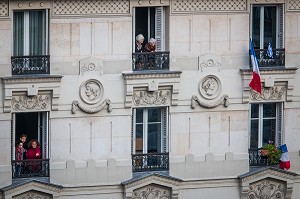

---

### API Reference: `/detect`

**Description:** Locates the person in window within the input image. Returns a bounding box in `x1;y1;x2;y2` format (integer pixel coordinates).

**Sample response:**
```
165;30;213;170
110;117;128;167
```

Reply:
18;134;27;157
26;139;41;174
135;34;145;53
15;140;25;177
144;38;157;52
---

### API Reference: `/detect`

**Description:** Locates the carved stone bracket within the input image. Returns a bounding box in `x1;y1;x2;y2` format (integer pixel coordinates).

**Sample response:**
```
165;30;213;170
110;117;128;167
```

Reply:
191;94;229;109
71;99;112;114
79;57;104;76
1;75;63;113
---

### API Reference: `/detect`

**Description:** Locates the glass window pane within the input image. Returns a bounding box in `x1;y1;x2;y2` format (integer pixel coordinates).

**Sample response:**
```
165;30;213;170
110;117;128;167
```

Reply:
264;6;277;48
135;124;143;153
29;11;45;55
262;119;276;144
250;120;259;148
251;104;259;118
263;103;276;118
252;6;260;48
148;108;161;123
135;108;143;123
13;12;24;56
147;123;161;153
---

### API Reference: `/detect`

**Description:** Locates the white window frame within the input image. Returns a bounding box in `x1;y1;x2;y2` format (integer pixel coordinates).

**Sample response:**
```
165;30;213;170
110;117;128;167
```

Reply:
249;103;283;148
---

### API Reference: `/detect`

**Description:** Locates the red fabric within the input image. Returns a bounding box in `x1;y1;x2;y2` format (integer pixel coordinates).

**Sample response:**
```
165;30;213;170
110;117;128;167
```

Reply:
249;71;261;94
26;147;41;159
15;147;23;160
279;161;290;170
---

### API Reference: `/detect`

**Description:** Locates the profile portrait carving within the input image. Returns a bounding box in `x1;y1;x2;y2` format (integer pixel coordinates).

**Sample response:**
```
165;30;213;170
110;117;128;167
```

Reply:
199;75;221;100
80;79;104;105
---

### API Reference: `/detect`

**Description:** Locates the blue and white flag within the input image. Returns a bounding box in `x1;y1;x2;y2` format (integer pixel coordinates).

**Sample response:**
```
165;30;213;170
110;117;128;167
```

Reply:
267;43;273;58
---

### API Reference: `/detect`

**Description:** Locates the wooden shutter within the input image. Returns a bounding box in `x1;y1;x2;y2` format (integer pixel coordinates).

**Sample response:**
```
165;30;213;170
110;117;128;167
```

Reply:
277;103;283;146
11;113;16;160
155;7;164;51
131;109;136;154
161;107;168;153
277;4;284;48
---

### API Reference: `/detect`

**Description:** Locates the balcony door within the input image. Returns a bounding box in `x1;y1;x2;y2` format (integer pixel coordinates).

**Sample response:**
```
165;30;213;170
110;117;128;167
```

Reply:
134;7;165;51
251;4;284;49
13;10;48;56
133;107;168;154
12;112;49;160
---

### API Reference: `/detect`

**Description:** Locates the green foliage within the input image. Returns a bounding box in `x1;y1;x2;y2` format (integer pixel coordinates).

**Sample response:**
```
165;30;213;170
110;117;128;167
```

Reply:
262;143;282;165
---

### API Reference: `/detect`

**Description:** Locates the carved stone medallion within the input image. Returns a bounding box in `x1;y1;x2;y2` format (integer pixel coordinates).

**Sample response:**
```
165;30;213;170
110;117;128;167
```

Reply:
79;79;104;105
11;94;51;112
133;184;171;199
199;75;221;100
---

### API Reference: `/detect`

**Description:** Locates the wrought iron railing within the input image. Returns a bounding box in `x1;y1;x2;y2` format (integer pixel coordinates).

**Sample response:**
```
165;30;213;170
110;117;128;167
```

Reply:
132;51;170;71
249;148;279;167
250;49;285;68
132;152;169;172
12;159;50;178
11;55;50;75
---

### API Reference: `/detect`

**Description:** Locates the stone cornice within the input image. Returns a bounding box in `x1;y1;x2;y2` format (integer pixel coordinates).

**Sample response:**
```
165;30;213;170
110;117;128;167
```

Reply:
122;70;182;107
122;71;182;80
240;67;298;103
1;75;63;112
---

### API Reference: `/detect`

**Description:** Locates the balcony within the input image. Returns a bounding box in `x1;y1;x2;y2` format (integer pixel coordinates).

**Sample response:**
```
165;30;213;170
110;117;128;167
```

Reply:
132;152;169;172
12;159;50;179
250;49;285;68
132;51;170;71
11;55;50;75
249;148;279;167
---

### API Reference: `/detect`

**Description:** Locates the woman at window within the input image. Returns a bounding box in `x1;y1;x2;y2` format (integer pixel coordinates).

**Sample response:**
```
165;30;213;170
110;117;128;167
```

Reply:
26;139;41;174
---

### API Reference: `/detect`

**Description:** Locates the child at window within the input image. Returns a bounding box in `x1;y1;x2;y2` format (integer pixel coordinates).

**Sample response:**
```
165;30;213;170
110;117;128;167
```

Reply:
15;140;25;176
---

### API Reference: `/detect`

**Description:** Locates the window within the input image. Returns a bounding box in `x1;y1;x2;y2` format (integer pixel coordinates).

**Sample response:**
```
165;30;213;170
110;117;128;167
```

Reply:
251;4;284;49
133;107;168;154
134;7;165;51
13;10;48;56
250;103;283;148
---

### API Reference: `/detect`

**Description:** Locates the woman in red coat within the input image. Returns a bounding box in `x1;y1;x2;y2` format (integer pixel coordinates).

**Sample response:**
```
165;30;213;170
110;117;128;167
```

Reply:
26;139;41;174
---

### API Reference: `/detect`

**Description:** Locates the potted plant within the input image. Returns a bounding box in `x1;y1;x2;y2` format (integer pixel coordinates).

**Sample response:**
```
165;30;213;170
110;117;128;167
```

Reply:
261;142;282;165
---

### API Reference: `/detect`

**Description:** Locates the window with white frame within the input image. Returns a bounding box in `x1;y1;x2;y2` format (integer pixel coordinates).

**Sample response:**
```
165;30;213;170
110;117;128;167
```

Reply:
132;107;168;154
251;4;284;49
13;10;48;56
134;6;165;51
250;103;283;148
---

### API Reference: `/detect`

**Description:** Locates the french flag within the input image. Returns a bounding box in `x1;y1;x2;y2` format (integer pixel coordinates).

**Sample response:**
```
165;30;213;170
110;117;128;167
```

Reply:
279;144;290;170
249;38;262;94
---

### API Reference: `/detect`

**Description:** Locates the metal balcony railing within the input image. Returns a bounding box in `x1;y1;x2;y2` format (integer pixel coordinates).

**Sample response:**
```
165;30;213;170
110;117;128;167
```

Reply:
250;49;285;68
249;148;279;167
12;159;50;178
132;51;170;71
11;55;50;75
132;152;169;172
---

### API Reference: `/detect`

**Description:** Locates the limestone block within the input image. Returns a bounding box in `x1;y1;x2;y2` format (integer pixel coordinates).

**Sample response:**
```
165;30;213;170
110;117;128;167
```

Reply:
94;23;109;55
80;23;92;56
112;21;132;54
50;23;71;57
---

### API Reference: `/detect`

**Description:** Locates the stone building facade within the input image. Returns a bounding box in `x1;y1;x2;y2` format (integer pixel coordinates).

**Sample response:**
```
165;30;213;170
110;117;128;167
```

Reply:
0;0;300;198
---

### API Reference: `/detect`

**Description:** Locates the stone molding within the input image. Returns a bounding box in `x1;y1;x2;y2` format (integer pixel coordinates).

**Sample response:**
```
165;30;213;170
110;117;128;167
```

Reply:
131;0;170;7
71;99;112;114
13;190;52;199
132;184;171;199
0;0;8;17
9;1;51;10
1;75;63;113
133;89;171;107
239;167;297;199
249;0;285;4
79;57;104;76
287;0;300;11
122;71;182;108
191;94;229;109
1;181;62;198
171;0;247;14
123;174;181;199
12;94;51;112
52;0;130;16
240;68;298;103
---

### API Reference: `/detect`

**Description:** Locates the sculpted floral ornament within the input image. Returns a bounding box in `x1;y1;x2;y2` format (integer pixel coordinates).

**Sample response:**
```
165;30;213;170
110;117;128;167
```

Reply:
133;184;171;199
250;86;286;101
71;99;112;114
191;94;229;109
199;59;221;72
11;95;51;111
248;180;285;199
133;90;171;106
